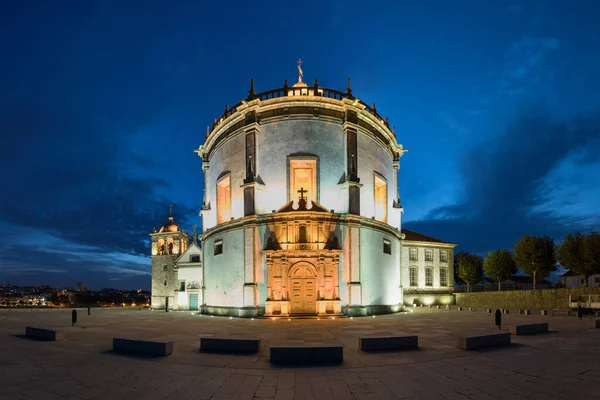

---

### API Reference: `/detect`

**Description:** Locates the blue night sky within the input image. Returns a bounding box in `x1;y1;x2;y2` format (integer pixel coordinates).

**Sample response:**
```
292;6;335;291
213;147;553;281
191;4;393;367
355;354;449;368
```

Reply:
1;1;599;289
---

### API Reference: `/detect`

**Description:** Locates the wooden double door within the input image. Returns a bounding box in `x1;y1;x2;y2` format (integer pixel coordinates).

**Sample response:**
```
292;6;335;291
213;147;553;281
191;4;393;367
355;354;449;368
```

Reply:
289;264;317;315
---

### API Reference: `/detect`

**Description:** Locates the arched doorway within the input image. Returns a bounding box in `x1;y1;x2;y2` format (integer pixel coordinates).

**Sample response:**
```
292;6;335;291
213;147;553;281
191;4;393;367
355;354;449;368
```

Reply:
289;262;317;315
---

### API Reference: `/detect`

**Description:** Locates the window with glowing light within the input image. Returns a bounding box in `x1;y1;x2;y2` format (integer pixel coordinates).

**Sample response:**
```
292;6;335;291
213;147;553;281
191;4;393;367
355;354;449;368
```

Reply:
440;250;448;263
425;267;433;286
289;159;317;206
217;174;231;224
409;248;418;261
373;173;387;223
425;249;433;262
409;267;417;287
440;268;448;287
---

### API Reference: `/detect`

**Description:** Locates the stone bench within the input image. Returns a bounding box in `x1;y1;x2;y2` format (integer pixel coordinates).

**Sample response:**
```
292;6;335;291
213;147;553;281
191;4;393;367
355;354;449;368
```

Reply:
112;338;173;356
25;327;64;341
509;323;549;335
270;343;343;364
359;335;418;352
457;332;511;350
200;337;260;354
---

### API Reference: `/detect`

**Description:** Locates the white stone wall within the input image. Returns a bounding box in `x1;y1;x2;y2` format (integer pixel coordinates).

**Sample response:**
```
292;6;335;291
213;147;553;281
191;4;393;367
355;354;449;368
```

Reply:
176;266;203;309
256;119;346;214
356;133;397;225
400;242;454;290
202;228;245;308
203;133;245;230
359;226;401;305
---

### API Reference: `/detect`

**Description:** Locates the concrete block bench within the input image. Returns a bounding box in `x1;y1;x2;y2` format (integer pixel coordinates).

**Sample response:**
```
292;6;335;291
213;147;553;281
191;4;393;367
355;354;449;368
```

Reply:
200;337;260;354
593;319;600;329
270;342;343;364
25;327;64;341
509;323;549;335
359;335;418;352
457;332;511;350
112;338;173;356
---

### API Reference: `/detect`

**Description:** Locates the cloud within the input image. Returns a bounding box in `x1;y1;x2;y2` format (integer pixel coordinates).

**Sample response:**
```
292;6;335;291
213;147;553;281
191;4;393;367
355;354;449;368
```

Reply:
439;111;470;135
405;108;600;254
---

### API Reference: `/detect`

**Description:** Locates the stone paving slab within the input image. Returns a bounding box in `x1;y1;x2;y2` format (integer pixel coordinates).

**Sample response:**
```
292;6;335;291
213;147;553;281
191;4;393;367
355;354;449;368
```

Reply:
0;307;599;399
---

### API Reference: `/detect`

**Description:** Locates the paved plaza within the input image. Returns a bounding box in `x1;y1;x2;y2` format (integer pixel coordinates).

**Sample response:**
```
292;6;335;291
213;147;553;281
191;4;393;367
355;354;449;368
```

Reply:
0;307;599;399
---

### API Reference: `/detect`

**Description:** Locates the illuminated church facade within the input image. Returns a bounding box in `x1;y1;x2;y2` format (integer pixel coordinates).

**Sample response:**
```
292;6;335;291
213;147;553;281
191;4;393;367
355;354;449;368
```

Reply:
150;66;457;316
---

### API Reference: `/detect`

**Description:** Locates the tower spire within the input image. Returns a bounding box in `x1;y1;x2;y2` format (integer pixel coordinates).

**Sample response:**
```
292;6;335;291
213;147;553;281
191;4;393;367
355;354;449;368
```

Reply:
297;58;303;84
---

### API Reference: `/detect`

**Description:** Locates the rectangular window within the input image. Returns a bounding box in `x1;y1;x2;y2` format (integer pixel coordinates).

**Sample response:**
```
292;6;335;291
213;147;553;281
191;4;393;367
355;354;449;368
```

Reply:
409;248;418;261
374;173;387;223
190;255;200;263
214;240;223;256
409;267;417;287
289;159;317;206
383;239;391;255
440;250;448;263
425;268;433;286
162;265;168;272
217;174;231;224
425;249;433;262
179;281;186;292
440;268;448;287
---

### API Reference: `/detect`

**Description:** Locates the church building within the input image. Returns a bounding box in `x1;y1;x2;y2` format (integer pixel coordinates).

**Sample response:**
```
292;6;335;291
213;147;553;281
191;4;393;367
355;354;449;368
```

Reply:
150;65;457;316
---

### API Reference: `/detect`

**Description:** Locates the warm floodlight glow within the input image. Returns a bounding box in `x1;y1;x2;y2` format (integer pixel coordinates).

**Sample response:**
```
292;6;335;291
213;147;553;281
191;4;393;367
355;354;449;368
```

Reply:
423;296;435;306
217;174;231;223
374;174;387;223
290;159;316;206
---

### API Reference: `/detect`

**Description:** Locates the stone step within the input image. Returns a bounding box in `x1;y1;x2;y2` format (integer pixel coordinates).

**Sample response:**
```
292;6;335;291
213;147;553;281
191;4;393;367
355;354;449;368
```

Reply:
25;327;64;341
457;331;511;350
509;323;549;335
200;337;260;354
359;335;418;352
270;342;343;365
112;338;173;356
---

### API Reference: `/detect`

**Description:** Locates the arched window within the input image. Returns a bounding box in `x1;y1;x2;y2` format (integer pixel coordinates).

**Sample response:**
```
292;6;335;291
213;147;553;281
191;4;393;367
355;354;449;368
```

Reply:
409;267;418;287
299;225;307;243
425;267;433;286
217;174;231;223
440;268;448;287
373;173;387;223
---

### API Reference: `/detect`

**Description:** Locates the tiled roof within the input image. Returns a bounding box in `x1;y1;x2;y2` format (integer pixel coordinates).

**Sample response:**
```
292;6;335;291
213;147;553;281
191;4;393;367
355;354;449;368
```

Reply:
401;228;453;244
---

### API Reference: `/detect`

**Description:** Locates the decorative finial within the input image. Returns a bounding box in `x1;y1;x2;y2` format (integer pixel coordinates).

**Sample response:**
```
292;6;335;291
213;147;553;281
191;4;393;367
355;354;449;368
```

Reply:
169;204;173;217
392;126;396;135
297;59;303;83
206;125;210;138
225;104;229;113
248;78;256;98
192;225;197;244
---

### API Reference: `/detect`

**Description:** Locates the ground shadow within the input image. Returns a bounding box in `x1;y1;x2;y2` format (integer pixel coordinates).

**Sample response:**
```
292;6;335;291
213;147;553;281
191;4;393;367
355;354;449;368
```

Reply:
472;343;528;353
11;334;56;342
360;347;422;354
198;349;259;355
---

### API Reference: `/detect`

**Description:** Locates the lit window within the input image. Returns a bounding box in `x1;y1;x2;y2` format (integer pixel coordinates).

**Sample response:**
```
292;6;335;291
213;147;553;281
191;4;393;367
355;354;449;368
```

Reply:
425;249;433;262
289;159;317;206
162;265;168;272
440;250;448;263
383;239;391;255
409;248;418;261
214;240;223;256
190;255;200;263
425;268;433;286
440;268;448;287
217;174;231;224
374;173;387;223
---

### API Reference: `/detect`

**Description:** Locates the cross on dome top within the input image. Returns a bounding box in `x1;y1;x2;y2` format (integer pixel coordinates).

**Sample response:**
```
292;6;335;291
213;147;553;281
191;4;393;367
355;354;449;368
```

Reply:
297;58;303;84
297;187;307;200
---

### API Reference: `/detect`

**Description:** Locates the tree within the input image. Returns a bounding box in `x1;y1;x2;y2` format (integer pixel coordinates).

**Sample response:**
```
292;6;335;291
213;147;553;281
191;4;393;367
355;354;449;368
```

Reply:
453;251;466;285
557;233;588;286
583;232;600;286
457;252;483;292
513;234;556;290
484;249;518;291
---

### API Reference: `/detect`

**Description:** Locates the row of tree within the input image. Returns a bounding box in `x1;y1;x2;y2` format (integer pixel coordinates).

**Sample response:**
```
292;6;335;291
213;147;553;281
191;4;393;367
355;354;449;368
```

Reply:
456;232;600;291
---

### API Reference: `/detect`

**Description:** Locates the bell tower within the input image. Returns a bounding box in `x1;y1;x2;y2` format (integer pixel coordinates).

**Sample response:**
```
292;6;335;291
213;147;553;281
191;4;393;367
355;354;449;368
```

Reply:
150;205;190;310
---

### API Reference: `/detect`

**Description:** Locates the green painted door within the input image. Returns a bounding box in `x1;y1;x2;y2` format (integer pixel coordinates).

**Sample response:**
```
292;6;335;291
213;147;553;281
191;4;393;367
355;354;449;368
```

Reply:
189;294;198;310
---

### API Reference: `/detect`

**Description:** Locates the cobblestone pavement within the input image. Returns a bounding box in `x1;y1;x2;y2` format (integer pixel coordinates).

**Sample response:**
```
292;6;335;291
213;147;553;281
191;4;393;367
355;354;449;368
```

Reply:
0;307;599;399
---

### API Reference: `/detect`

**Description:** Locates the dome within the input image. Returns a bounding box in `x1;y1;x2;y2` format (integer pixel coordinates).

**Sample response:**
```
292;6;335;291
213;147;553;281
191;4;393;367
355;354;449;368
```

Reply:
159;216;179;233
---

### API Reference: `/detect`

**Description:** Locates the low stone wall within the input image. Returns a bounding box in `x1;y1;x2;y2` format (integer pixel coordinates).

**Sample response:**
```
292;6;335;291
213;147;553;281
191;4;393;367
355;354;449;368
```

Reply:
455;288;600;310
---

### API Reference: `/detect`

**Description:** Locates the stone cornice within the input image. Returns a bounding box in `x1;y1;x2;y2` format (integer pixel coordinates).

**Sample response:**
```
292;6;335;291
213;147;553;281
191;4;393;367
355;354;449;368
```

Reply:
401;240;458;248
